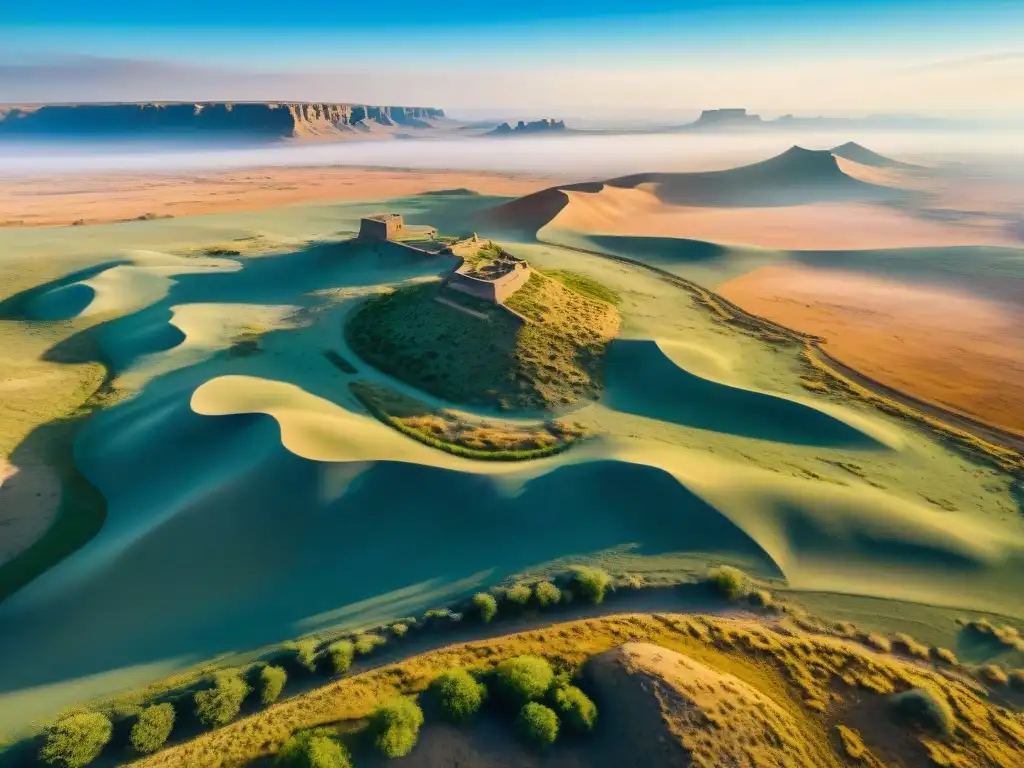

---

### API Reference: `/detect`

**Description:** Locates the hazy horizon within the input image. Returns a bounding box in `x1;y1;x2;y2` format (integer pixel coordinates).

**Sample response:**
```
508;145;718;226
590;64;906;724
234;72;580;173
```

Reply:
3;130;1024;180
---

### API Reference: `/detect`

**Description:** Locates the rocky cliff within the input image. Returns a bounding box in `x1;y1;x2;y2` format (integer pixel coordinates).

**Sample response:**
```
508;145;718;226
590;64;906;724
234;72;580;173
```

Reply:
0;102;446;140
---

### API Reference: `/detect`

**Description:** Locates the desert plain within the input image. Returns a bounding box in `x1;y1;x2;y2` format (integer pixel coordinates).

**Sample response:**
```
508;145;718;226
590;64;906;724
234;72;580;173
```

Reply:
0;135;1023;768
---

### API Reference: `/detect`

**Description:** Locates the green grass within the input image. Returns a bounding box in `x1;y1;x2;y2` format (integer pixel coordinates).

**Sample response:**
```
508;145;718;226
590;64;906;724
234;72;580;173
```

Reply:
345;272;618;411
542;269;622;305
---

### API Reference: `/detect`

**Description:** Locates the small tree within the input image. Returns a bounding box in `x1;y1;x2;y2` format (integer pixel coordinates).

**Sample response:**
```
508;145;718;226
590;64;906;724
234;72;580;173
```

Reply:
431;668;487;724
291;639;319;673
889;687;953;734
494;655;555;708
261;665;288;705
130;703;176;755
39;712;113;768
505;583;532;606
471;592;498;623
534;581;561;608
372;697;425;758
276;730;352;768
327;640;355;675
515;702;559;748
551;685;597;733
708;566;748;600
571;567;611;605
194;671;250;727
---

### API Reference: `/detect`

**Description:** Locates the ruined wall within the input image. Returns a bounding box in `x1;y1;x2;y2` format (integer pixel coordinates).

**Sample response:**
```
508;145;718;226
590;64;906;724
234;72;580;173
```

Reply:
446;264;530;304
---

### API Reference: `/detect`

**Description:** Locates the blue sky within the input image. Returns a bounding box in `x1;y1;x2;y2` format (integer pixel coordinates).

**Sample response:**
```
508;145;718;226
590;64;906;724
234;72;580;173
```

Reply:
2;0;1022;114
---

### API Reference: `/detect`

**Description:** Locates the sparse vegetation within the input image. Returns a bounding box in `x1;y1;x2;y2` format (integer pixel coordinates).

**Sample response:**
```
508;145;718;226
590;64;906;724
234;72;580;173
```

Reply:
39;712;113;768
892;633;929;659
130;703;176;755
327;640;355;675
707;565;748;600
494;655;555;707
534;580;561;608
889;687;954;734
260;665;288;705
571;566;611;605
276;729;352;768
550;684;597;733
979;664;1009;685
371;697;424;758
194;671;250;727
431;668;487;724
542;269;621;305
472;592;498;623
931;647;958;666
515;702;559;748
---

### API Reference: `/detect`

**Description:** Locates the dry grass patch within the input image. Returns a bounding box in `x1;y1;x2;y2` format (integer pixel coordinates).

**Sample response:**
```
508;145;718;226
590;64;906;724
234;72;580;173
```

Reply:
350;381;586;460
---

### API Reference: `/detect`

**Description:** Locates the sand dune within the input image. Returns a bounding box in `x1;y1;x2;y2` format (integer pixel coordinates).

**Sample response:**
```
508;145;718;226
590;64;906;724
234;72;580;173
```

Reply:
483;144;1014;249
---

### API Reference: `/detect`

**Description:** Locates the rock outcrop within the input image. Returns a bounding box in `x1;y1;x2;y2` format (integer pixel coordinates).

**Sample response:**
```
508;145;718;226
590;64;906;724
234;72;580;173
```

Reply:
487;118;567;136
0;102;446;141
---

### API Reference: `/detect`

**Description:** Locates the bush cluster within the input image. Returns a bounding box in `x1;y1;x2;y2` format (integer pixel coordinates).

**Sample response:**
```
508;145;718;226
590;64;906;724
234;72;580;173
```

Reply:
551;684;598;733
533;581;561;608
130;703;176;755
494;655;555;708
708;566;748;600
194;671;250;727
291;639;320;673
431;668;487;724
505;583;532;606
327;640;355;675
515;702;559;748
39;712;113;768
570;566;611;605
472;592;498;623
372;697;424;758
261;665;288;705
276;730;352;768
889;687;954;734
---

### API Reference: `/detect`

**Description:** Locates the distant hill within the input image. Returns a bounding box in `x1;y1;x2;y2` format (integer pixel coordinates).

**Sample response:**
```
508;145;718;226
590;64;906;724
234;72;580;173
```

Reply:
830;141;919;169
487;118;567;136
0;102;446;141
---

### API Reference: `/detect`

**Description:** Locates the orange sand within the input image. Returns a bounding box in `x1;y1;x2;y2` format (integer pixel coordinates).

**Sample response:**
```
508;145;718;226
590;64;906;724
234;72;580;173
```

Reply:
719;264;1024;434
0;167;561;228
549;185;1016;250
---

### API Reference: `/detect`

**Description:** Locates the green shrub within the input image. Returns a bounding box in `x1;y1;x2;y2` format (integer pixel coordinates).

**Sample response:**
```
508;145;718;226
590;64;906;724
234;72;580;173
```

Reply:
276;730;351;768
391;623;409;638
326;641;354;675
354;634;386;656
515;702;559;748
39;712;113;768
194;671;250;727
889;687;953;734
261;665;288;705
494;655;555;707
748;589;773;609
571;567;611;604
931;647;959;666
372;697;424;758
472;592;498;623
290;639;319;673
431;668;487;724
708;566;748;600
130;703;175;755
551;685;597;733
505;583;532;606
980;664;1009;685
534;581;561;608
